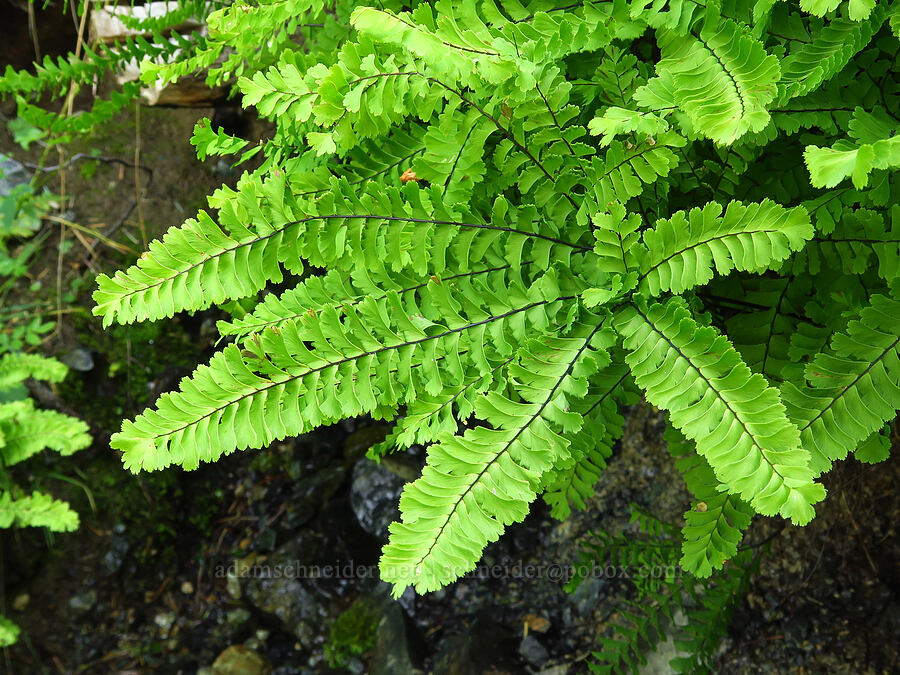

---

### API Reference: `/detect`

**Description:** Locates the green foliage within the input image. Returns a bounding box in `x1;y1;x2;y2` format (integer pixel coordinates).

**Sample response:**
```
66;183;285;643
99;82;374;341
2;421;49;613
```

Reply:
91;0;900;628
0;351;91;645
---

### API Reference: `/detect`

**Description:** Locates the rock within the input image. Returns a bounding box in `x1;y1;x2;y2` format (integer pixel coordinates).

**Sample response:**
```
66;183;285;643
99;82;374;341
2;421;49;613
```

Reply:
68;590;97;614
212;645;272;675
519;634;550;669
180;580;194;594
12;593;29;611
245;573;322;643
103;528;130;574
570;575;605;616
370;602;416;675
289;466;346;527
350;458;406;539
60;347;94;372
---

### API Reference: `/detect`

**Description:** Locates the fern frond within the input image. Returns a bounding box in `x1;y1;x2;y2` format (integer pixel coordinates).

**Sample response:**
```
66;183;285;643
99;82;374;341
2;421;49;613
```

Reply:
666;425;753;577
647;18;780;145
113;273;577;472
379;323;612;596
637;200;813;296
542;365;635;519
781;292;900;474
94;177;590;326
0;352;67;389
0;400;91;466
805;136;900;189
0;491;79;532
615;298;824;524
778;6;889;102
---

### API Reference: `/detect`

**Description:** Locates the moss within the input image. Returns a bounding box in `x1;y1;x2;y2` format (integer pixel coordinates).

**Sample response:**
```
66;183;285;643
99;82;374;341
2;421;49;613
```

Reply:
324;598;379;669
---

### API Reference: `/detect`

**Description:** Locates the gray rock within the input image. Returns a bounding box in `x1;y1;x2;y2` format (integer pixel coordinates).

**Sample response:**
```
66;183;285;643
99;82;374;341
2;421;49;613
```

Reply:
289;466;346;527
103;532;130;574
61;347;94;372
519;634;550;668
370;601;416;675
350;458;406;539
245;573;322;643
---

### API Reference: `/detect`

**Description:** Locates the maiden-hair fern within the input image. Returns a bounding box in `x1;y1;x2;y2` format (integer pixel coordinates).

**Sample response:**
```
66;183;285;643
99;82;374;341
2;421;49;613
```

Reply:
90;0;900;608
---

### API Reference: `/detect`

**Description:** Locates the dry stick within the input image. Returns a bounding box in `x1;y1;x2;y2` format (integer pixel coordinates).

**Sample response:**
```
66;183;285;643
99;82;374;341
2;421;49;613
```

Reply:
44;214;137;254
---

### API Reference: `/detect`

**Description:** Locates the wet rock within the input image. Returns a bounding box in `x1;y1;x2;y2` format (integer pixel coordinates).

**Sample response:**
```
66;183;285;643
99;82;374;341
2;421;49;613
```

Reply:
212;645;272;675
519;634;550;668
570;575;605;617
370;602;416;675
350;458;406;539
103;525;130;574
245;573;323;643
60;347;94;372
537;665;568;675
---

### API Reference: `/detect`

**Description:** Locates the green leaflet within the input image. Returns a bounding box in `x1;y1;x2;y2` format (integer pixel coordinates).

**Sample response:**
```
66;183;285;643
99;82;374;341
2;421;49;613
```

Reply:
615;298;825;524
801;0;877;22
0;615;20;648
805;136;900;189
0;491;79;532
